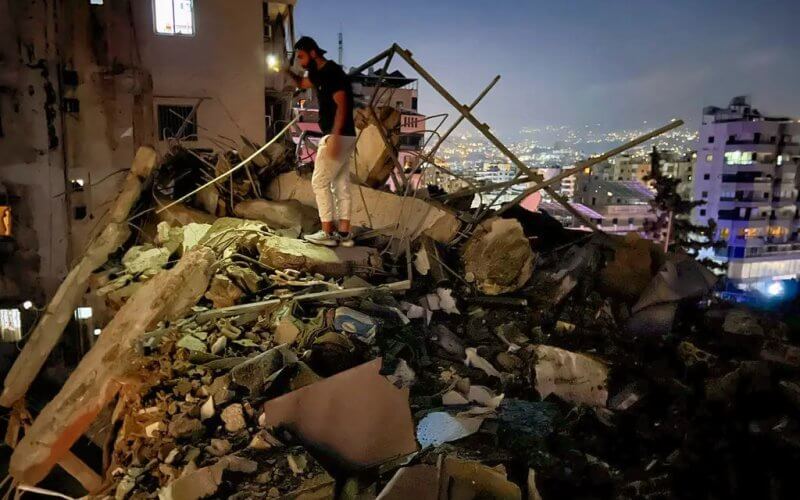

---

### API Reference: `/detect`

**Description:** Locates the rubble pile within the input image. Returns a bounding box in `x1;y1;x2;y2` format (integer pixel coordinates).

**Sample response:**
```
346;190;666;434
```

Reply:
5;142;800;500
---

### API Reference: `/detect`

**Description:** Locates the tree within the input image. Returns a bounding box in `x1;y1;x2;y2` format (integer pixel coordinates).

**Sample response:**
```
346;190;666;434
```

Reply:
643;147;725;269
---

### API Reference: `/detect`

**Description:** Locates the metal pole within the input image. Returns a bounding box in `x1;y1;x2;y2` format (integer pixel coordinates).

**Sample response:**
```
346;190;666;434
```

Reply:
348;48;394;76
495;120;685;216
424;75;500;161
392;44;599;230
663;211;673;252
439;175;535;200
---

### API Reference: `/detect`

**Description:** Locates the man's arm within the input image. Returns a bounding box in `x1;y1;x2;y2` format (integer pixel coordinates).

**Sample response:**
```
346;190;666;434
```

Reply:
331;90;349;136
285;69;312;89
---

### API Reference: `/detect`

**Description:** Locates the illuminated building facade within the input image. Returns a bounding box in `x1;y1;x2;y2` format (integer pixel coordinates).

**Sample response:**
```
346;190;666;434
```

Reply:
693;97;800;288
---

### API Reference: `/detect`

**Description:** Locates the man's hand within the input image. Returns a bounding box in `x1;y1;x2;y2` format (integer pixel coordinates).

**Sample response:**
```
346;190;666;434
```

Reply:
326;134;342;159
285;69;312;89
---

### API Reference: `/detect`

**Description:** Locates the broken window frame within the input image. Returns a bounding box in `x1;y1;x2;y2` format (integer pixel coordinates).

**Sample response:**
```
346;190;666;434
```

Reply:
157;104;198;142
153;0;195;36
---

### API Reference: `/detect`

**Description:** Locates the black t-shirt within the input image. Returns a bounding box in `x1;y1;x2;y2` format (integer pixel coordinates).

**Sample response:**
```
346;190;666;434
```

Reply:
307;61;356;137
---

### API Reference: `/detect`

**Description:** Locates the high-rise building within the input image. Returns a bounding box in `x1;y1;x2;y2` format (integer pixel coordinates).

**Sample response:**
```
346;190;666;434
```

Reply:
693;96;800;290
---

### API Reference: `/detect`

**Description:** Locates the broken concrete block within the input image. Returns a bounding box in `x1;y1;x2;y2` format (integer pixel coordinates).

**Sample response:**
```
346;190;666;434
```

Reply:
210;336;227;355
168;414;204;440
157;201;217;228
221;404;246;433
723;309;764;336
177;335;208;353
632;258;717;313
234;199;319;234
158;454;256;500
461;217;535;295
200;397;215;421
353;106;402;187
599;233;657;301
205;274;245;309
257;234;383;278
205;438;232;457
225;265;262;293
529;345;609;407
230;345;297;396
760;340;800;368
261;358;417;468
266;171;460;243
122;245;171;275
248;430;282;451
9;247;216;485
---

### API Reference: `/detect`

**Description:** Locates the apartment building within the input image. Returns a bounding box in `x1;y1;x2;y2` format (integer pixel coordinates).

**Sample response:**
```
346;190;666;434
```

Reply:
692;97;800;288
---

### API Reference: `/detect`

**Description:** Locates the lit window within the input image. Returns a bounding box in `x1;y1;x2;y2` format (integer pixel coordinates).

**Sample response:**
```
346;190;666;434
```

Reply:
743;228;760;239
154;0;194;35
0;205;11;237
777;155;783;166
724;151;754;166
706;154;713;162
721;227;730;239
0;309;22;342
75;307;93;320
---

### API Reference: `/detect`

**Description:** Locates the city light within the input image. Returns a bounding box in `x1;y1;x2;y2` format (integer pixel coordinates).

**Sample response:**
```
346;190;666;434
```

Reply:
767;281;784;297
267;54;280;72
75;307;93;320
0;309;22;342
94;328;102;336
22;300;33;310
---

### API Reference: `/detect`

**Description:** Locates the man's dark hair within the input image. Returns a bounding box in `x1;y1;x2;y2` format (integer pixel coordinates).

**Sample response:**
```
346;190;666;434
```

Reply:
294;36;327;56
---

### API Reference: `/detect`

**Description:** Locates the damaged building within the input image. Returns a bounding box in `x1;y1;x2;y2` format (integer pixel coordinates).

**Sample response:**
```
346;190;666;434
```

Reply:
1;3;800;500
0;0;296;303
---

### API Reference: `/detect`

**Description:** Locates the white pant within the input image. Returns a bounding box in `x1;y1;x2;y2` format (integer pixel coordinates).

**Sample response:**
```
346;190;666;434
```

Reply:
312;134;357;223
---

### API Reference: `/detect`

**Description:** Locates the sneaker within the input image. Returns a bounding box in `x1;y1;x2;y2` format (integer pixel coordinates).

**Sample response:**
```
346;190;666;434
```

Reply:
304;230;338;247
337;231;355;248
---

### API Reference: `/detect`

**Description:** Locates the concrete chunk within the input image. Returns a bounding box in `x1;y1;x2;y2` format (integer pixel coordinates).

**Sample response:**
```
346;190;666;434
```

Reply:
234;199;319;234
461;217;535;295
267;171;460;243
257;234;383;278
9;247;216;485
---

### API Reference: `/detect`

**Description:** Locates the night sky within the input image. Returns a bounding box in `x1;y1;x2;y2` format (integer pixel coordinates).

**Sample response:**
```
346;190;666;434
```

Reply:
295;0;800;137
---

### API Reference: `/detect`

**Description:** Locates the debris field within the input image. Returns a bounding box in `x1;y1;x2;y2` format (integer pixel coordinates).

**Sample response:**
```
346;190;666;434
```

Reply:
3;116;800;500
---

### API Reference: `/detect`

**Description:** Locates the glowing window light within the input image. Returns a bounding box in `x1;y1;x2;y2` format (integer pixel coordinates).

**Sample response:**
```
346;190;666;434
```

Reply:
0;205;11;237
267;54;280;72
75;307;93;320
1;309;22;342
767;281;784;297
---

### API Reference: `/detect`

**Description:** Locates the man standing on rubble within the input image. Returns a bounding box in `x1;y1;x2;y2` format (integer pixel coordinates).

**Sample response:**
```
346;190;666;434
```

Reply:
286;36;357;247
